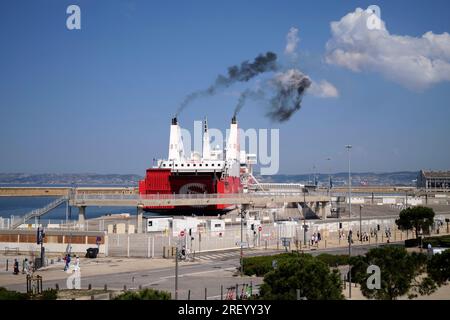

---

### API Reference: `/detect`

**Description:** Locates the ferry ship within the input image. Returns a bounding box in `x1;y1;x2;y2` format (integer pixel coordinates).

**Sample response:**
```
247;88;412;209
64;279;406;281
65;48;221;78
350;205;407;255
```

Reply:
139;116;256;215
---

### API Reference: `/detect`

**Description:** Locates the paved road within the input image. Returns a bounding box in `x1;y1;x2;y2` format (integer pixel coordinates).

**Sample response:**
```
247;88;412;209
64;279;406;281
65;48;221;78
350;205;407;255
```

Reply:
2;243;400;299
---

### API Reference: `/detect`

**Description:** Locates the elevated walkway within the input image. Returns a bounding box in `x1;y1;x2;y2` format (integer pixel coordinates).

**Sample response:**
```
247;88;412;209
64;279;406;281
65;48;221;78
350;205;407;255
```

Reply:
70;192;330;207
11;196;68;229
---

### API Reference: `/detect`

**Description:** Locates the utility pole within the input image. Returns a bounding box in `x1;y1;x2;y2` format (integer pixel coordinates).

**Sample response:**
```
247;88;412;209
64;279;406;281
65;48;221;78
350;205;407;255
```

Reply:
346;145;352;218
303;216;307;247
313;165;317;187
240;207;245;276
359;205;363;242
326;157;331;195
348;230;353;299
65;197;69;225
175;246;179;300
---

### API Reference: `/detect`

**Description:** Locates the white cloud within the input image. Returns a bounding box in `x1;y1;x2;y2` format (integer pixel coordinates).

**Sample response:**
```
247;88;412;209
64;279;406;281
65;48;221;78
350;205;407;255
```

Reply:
325;7;450;90
309;80;339;98
285;27;299;57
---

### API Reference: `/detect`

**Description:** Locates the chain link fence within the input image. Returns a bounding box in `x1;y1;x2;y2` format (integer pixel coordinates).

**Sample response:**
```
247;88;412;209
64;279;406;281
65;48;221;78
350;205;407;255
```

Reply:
105;213;450;258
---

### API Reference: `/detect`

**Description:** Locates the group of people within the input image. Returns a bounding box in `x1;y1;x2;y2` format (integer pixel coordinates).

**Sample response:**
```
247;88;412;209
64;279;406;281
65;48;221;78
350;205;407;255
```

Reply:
12;258;32;276
338;230;348;240
309;232;322;246
338;227;392;243
356;230;370;242
63;253;80;272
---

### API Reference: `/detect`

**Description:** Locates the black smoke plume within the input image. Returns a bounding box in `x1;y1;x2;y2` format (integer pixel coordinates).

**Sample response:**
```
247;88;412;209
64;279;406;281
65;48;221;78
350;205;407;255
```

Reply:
233;88;265;117
176;52;278;116
233;69;312;122
266;69;311;122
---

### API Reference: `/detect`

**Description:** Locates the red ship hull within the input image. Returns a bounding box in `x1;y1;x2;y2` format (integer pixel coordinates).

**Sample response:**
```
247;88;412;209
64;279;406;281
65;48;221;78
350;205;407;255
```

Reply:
139;168;242;215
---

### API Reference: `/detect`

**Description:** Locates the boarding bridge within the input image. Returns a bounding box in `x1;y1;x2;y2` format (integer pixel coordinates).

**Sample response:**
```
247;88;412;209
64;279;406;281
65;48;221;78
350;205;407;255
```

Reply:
70;192;330;207
11;196;68;229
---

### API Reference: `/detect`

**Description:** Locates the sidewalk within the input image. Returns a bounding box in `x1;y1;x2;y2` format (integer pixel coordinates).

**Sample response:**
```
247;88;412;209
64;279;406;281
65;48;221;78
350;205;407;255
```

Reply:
258;228;450;252
0;256;177;287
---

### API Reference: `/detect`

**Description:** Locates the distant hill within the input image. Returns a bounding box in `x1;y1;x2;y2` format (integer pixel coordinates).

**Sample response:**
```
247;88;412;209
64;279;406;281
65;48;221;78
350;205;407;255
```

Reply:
0;173;143;186
255;171;419;187
0;171;419;187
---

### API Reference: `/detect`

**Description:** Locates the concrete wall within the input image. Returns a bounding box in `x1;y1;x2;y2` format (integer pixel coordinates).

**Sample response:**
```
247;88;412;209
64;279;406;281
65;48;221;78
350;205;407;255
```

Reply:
0;242;106;255
0;187;69;197
0;230;106;255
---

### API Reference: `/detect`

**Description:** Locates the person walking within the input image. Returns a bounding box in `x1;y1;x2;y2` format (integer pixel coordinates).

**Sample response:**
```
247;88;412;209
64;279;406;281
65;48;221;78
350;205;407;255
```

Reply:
64;254;71;271
74;256;80;272
23;258;30;275
13;259;19;275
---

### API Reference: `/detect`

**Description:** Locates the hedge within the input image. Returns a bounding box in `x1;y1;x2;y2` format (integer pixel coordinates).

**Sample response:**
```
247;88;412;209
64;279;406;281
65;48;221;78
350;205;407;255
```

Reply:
315;254;350;267
114;288;171;300
405;235;450;248
243;253;299;276
243;253;351;276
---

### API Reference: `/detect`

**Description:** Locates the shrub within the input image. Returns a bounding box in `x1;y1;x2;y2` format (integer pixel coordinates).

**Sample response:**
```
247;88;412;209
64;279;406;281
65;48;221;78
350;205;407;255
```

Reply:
243;253;300;276
315;254;349;267
0;287;28;300
114;288;171;300
405;235;450;248
39;289;58;300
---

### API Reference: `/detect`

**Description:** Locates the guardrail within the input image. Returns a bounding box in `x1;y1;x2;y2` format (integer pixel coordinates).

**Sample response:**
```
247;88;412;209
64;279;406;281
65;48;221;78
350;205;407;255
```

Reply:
70;191;331;208
73;191;327;201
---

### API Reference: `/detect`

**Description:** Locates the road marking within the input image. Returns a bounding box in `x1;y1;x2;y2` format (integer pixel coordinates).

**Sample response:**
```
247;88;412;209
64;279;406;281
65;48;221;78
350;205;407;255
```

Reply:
143;267;236;285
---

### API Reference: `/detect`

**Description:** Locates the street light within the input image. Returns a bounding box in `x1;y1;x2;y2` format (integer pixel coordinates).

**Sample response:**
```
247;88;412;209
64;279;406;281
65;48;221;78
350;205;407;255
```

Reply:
175;246;179;300
359;205;364;242
348;230;353;299
326;157;331;195
313;165;317;187
240;206;247;277
345;145;352;218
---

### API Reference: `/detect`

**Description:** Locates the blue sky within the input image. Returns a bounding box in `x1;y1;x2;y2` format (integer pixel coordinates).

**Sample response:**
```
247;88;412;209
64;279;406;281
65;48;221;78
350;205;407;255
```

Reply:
0;0;449;175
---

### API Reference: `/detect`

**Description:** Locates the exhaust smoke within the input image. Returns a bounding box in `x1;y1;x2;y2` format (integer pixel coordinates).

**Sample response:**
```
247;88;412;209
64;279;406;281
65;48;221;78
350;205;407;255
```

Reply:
176;52;278;116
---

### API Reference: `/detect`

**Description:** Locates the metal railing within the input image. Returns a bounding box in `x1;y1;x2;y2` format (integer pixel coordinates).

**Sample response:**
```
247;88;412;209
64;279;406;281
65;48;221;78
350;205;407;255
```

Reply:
74;191;326;202
10;196;68;229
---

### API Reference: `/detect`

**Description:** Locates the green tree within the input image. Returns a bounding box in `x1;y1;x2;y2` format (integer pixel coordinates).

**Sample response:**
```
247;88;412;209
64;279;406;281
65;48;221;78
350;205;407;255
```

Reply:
427;249;450;286
114;288;171;300
395;206;435;238
354;246;433;300
258;254;344;300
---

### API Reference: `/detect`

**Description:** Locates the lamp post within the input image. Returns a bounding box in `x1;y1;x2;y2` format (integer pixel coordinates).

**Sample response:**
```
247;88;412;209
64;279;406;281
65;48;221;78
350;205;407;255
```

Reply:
345;145;352;218
240;206;247;277
326;157;331;195
359;205;363;242
348;230;353;299
175;246;179;300
313;165;317;187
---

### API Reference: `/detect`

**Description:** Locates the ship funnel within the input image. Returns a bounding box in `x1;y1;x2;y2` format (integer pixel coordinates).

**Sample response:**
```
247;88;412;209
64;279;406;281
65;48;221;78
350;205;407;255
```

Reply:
168;117;185;161
202;117;211;160
226;116;240;161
